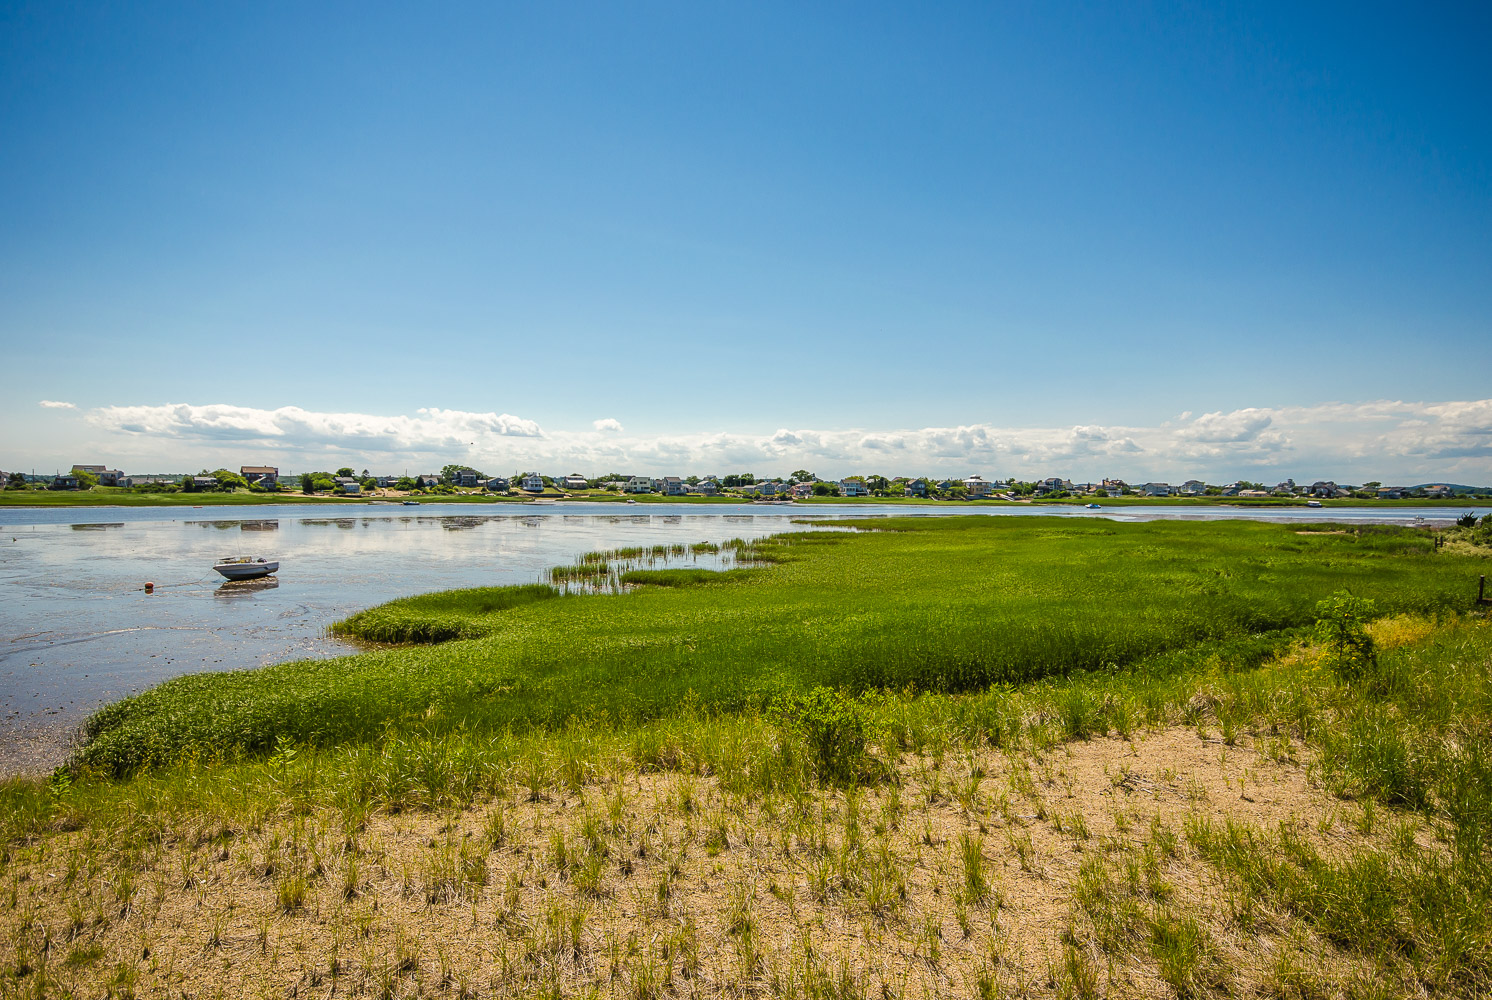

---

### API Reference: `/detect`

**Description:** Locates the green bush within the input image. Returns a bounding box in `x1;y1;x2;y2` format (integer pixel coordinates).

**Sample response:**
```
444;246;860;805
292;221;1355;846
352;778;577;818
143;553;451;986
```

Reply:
1314;591;1377;684
779;687;871;785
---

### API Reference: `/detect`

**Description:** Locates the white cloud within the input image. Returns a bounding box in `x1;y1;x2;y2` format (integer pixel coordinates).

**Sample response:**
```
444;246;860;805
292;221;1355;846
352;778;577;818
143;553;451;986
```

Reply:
38;400;75;409
71;398;1492;484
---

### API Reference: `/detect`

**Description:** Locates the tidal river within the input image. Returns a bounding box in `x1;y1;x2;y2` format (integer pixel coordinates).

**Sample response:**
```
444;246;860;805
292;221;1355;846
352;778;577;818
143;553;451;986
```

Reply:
1;501;1481;775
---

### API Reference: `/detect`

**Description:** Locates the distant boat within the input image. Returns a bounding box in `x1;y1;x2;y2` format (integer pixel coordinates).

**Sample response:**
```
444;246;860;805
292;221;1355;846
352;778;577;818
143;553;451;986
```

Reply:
1085;503;1101;509
1306;500;1323;508
213;555;279;580
402;500;420;506
626;499;638;504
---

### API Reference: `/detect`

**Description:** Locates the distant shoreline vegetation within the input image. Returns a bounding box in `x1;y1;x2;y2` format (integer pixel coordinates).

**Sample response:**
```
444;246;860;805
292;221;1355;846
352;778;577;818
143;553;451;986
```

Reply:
0;488;1488;510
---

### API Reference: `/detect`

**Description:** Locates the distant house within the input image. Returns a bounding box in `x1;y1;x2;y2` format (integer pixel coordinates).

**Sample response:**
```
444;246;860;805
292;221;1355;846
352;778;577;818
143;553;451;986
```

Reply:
451;468;482;487
907;479;929;498
560;474;589;491
1142;482;1173;497
696;478;720;495
659;476;688;496
486;476;511;492
1377;487;1406;499
758;480;785;496
334;476;361;495
1238;490;1270;498
192;476;217;489
1309;481;1338;497
49;474;80;490
625;476;655;494
72;464;124;486
121;476;170;488
1273;479;1297;494
240;466;279;486
1180;480;1208;496
962;475;993;498
521;473;546;493
415;474;441;488
1422;484;1454;499
840;479;871;497
789;482;813;499
1038;477;1073;494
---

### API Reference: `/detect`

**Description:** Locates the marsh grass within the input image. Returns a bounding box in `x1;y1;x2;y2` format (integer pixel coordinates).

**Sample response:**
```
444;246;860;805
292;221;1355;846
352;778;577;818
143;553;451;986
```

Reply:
4;519;1492;996
75;519;1484;776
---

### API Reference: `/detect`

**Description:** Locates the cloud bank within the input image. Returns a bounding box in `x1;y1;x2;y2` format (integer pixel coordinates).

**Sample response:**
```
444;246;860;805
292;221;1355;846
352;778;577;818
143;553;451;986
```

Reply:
38;400;75;409
75;399;1492;483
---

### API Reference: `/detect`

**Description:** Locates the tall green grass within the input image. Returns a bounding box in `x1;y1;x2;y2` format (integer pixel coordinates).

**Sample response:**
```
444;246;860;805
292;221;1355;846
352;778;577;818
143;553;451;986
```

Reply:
75;518;1484;776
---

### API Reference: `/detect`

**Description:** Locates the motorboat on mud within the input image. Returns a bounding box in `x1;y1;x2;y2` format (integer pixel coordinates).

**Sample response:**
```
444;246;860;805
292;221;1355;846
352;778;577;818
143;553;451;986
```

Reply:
212;555;279;580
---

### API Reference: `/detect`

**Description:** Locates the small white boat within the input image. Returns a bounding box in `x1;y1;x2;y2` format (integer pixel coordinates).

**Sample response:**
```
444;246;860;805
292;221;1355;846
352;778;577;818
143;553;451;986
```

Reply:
213;555;279;580
1085;503;1102;509
1306;500;1323;508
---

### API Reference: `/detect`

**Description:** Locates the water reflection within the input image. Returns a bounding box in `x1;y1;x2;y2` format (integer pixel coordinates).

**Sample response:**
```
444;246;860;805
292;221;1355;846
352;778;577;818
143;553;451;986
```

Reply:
240;520;278;532
214;578;280;598
70;523;124;531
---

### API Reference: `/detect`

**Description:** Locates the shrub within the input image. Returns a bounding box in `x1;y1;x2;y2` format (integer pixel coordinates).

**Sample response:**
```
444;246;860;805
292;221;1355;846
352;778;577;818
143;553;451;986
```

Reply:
779;687;870;785
1456;512;1478;528
1314;592;1377;683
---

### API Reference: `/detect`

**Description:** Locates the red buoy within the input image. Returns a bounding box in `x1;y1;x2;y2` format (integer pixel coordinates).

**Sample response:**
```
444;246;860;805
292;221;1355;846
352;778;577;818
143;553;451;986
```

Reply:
144;582;155;593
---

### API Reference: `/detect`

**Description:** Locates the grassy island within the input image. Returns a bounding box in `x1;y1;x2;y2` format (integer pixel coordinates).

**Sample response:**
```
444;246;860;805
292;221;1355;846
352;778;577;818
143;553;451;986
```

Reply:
3;517;1491;998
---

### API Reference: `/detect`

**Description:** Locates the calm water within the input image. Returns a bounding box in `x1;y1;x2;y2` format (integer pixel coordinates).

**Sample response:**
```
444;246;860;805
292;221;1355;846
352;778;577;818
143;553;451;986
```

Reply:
2;500;1484;773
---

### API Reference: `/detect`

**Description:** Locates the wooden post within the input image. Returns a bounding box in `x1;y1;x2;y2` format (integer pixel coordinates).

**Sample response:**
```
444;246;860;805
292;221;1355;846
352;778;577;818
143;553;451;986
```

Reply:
1481;574;1487;604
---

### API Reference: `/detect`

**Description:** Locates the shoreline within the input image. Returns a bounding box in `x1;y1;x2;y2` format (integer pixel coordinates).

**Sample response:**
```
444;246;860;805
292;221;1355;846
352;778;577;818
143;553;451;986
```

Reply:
2;492;1487;511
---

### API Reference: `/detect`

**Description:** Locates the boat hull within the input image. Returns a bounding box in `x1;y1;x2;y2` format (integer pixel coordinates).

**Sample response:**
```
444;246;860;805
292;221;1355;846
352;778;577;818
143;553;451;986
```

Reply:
214;560;279;580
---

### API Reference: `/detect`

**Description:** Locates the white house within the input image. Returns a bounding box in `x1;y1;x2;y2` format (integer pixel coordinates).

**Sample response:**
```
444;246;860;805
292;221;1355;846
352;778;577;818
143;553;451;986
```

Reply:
660;476;688;496
486;476;511;492
561;474;589;491
625;475;655;494
521;473;545;493
840;479;871;497
1142;482;1174;497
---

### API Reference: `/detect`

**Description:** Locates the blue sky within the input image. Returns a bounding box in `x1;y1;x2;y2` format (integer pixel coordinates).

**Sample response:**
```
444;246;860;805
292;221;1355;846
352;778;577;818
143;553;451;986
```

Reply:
3;1;1490;481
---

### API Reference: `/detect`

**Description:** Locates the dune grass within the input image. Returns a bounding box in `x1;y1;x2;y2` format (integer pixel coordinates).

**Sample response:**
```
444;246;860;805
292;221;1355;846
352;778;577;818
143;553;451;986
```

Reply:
70;517;1483;778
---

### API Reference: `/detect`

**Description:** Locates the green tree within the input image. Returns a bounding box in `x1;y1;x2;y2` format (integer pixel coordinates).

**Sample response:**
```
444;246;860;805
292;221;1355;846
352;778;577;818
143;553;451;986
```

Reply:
300;473;315;494
789;469;817;484
336;467;355;478
395;476;416;491
6;472;25;489
212;469;249;491
71;468;99;489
